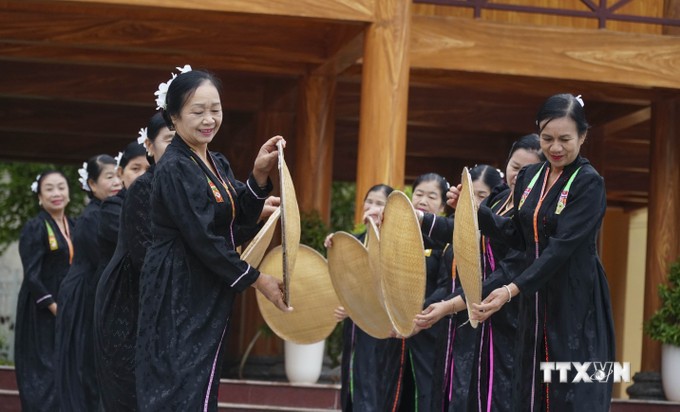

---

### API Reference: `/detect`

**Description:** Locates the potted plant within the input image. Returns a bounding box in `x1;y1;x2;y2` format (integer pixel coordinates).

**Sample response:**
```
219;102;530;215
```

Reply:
645;258;680;401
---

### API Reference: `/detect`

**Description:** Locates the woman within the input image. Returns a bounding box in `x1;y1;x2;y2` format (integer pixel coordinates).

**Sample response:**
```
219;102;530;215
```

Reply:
326;184;405;412
414;166;502;412
135;68;289;411
94;114;172;411
14;171;74;411
400;173;452;412
56;155;122;411
472;94;615;411
416;137;544;411
97;141;149;277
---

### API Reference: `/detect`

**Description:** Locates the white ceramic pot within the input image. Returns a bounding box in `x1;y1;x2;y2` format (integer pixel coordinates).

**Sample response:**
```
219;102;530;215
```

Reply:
662;343;680;401
284;340;325;384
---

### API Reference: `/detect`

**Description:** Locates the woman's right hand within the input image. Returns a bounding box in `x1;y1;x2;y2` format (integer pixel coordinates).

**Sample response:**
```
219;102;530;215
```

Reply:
414;301;449;329
253;273;292;312
334;306;348;322
446;184;462;209
323;233;334;248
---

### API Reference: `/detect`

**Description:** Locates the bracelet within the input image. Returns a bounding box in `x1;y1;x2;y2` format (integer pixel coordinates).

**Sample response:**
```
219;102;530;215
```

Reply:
449;299;457;315
503;285;512;303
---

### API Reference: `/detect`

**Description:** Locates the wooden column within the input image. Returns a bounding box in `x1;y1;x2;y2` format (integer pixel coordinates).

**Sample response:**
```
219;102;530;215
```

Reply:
642;96;680;371
354;0;412;222
293;74;337;224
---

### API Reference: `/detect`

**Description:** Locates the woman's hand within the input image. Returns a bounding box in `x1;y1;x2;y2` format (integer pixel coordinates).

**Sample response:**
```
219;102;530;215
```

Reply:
334;306;348;322
258;196;280;222
323;233;334;248
446;184;462;209
470;288;508;322
415;301;450;329
253;273;292;313
253;135;286;187
48;303;57;316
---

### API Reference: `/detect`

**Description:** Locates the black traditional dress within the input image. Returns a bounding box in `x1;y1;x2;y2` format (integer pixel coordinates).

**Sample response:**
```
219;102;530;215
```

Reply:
94;168;153;411
135;136;270;411
477;157;615;411
96;189;126;274
402;243;450;412
14;211;74;412
465;185;524;412
55;198;103;411
339;233;404;412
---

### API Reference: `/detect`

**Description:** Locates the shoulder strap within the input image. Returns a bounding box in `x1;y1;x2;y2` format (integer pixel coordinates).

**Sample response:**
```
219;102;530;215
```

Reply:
555;166;582;215
517;163;546;211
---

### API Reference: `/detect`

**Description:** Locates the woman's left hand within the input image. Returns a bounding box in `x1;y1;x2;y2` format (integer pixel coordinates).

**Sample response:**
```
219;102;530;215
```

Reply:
470;288;508;322
253;135;285;186
258;196;280;222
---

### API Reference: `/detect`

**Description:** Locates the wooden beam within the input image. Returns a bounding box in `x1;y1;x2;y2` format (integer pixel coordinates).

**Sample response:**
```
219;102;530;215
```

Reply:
642;96;680;372
602;107;652;136
354;0;412;219
45;0;375;22
410;15;680;89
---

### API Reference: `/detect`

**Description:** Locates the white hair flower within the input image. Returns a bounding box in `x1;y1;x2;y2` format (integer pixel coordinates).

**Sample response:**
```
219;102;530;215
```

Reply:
154;64;193;111
114;151;123;169
575;94;585;107
30;174;40;193
137;127;148;145
78;162;91;192
497;169;505;179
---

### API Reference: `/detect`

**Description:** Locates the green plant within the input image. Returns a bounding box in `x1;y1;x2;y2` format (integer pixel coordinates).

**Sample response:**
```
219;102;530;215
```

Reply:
645;258;680;347
330;181;356;232
0;162;86;253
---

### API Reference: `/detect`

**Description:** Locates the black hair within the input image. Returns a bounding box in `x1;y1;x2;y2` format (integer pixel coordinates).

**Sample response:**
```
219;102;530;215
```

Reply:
469;164;503;192
85;154;116;198
536;93;589;136
161;70;222;130
147;112;168;142
36;170;68;195
412;173;449;204
507;133;546;163
119;141;147;170
364;184;394;200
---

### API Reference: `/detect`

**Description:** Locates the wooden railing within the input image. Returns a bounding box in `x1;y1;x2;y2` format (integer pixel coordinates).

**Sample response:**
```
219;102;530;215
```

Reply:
414;0;680;28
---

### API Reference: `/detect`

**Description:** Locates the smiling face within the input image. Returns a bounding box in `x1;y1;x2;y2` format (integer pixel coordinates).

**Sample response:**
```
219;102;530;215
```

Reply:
170;81;222;150
118;155;150;188
505;148;543;190
411;180;444;215
539;116;585;172
38;173;70;214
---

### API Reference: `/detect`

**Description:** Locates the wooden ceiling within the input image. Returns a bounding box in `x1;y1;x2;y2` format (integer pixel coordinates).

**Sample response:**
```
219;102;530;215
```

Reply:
0;0;668;209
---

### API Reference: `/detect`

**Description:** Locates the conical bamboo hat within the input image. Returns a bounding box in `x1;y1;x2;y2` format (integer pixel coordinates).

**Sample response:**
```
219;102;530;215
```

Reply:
379;191;426;337
241;207;280;268
327;231;393;339
277;141;300;307
256;245;339;344
453;167;482;328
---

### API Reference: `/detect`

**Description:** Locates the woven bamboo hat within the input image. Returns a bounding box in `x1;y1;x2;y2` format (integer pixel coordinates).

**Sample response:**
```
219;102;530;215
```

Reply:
379;191;426;337
277;141;300;307
241;207;281;268
327;232;393;339
453;167;482;328
365;218;383;300
256;245;339;344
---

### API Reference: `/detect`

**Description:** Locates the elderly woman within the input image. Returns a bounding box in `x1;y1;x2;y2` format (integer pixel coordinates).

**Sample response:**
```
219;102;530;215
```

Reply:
135;68;289;411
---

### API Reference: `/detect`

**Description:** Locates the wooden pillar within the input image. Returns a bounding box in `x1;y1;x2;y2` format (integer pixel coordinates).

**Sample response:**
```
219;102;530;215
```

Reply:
354;0;412;222
641;96;680;371
293;74;336;224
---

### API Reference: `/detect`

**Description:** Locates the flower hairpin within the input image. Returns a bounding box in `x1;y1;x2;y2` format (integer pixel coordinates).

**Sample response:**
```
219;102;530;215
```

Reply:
78;162;91;192
137;127;148;145
114;152;123;169
154;65;193;110
30;174;40;193
575;94;585;107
